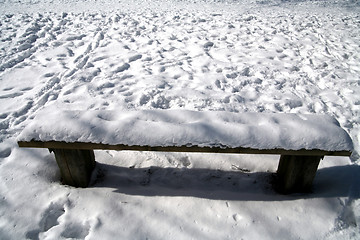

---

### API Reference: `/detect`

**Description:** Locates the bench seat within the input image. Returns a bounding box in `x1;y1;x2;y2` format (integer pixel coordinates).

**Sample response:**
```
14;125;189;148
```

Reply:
17;109;353;193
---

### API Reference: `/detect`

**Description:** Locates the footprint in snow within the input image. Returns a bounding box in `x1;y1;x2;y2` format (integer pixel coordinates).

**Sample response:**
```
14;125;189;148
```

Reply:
61;222;90;239
0;92;23;99
25;199;91;240
43;73;55;78
114;63;130;73
2;87;13;91
0;147;11;158
129;54;142;62
26;201;66;240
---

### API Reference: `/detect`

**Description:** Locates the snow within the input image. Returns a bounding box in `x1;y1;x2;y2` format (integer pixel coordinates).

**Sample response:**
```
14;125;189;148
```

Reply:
18;109;353;152
1;0;360;239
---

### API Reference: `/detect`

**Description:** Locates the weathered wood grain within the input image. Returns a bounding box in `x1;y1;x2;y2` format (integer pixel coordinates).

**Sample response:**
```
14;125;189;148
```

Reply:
277;155;322;193
49;148;95;188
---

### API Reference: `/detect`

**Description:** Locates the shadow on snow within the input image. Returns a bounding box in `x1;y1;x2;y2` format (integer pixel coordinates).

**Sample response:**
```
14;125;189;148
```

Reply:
88;162;360;201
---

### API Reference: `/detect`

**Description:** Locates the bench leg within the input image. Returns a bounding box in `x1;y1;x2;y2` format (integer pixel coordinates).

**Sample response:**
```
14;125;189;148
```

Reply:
276;155;323;193
50;149;96;188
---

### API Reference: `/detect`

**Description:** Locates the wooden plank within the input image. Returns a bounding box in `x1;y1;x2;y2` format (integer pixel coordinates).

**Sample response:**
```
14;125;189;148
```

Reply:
17;110;354;154
18;140;352;156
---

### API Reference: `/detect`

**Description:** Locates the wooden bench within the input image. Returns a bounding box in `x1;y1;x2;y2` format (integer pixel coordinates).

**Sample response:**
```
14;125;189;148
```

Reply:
17;109;353;193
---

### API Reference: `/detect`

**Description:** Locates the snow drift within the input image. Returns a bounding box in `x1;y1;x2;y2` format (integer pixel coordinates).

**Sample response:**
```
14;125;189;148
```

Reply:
18;109;353;152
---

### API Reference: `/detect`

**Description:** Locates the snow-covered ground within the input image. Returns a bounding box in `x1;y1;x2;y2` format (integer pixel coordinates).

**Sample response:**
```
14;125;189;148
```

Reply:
1;0;360;239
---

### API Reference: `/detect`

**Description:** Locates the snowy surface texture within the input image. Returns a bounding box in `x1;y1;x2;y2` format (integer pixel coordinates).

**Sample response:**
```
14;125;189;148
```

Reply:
1;0;360;239
18;109;353;152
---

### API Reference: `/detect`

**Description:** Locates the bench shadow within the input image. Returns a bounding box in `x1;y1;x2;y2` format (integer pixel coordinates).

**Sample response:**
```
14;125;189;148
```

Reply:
89;163;360;201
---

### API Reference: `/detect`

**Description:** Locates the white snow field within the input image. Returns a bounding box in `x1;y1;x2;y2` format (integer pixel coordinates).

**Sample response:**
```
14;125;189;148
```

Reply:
1;0;360;239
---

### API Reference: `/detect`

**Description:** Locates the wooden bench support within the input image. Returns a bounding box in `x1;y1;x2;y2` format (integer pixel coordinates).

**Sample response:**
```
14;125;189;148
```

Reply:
50;148;96;188
277;155;323;193
48;147;324;193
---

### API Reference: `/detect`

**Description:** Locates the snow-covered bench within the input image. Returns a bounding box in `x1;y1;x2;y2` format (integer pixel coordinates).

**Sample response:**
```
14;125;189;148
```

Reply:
17;109;353;193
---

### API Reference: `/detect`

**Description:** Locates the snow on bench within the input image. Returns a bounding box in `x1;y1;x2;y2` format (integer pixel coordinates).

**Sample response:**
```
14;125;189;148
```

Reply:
17;109;353;193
